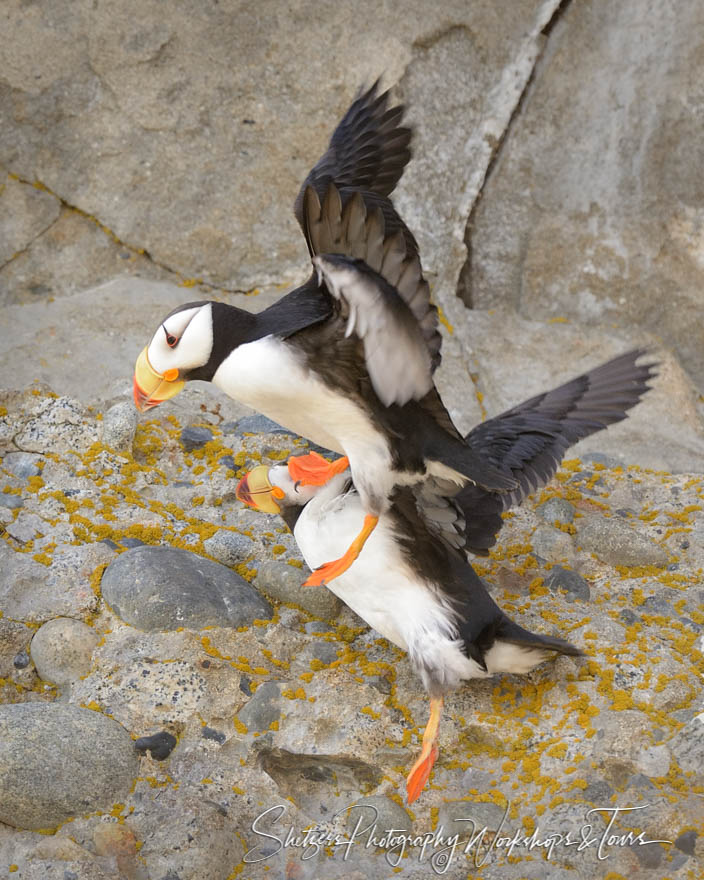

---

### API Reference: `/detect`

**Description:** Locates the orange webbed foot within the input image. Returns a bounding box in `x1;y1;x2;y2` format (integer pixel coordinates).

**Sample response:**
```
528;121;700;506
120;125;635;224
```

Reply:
406;743;439;805
287;452;350;487
302;514;379;587
405;696;444;804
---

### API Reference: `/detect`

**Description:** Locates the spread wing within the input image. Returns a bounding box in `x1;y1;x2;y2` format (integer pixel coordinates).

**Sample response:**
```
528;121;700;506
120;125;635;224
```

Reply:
293;80;412;230
302;183;441;373
312;253;433;407
412;349;658;555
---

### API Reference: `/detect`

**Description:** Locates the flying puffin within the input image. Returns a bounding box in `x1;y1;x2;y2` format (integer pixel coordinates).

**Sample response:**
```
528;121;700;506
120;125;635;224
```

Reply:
236;348;655;802
133;82;516;587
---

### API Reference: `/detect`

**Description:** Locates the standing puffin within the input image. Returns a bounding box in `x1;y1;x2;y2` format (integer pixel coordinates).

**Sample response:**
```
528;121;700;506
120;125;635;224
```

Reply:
133;82;516;587
236;348;655;802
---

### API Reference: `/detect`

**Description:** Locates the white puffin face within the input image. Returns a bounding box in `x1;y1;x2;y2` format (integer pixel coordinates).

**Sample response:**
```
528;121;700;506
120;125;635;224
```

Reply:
133;302;215;412
235;463;325;515
146;303;214;375
268;464;322;507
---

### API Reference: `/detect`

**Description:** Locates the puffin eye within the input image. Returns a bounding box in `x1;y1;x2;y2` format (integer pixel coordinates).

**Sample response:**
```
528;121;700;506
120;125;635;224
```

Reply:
164;328;178;348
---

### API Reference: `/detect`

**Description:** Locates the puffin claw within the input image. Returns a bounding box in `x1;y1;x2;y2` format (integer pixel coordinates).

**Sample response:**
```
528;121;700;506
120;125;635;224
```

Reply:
406;743;439;805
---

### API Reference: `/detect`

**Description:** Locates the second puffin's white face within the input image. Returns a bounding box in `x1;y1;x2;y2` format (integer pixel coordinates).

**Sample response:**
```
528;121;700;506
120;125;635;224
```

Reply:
268;464;322;507
146;303;214;375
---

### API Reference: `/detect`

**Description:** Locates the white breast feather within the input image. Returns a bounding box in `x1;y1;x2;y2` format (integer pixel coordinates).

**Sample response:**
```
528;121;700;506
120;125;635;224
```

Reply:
293;481;487;691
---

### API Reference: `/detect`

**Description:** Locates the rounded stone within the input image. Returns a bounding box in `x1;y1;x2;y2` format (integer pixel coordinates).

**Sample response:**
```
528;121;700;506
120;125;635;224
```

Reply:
0;703;139;830
30;617;99;686
545;566;591;601
536;497;575;525
203;530;254;566
255;560;342;621
531;524;575;563
1;451;42;479
100;545;273;631
101;401;138;452
576;516;669;567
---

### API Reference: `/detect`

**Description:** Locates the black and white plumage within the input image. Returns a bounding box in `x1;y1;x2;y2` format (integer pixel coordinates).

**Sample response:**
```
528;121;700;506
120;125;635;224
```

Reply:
133;81;516;586
416;348;657;558
237;465;579;804
236;349;657;801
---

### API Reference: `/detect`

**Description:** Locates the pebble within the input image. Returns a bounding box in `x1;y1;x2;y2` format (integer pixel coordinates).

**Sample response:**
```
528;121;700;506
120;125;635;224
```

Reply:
545;565;591;601
13;650;30;669
203;530;254;566
536;497;575;525
134;731;178;760
180;425;214;451
530;524;574;562
236;680;284;732
674;830;697;856
436;798;507;837
308;639;340;665
2;451;42;479
255;559;342;620
202;726;226;744
30;617;99;686
101;401;138;452
0;619;33;677
100;545;273;631
576;515;669;567
0;703;138;830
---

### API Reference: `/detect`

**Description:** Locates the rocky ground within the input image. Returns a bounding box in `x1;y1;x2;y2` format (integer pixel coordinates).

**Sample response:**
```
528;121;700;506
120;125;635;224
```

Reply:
0;391;702;880
2;1;704;879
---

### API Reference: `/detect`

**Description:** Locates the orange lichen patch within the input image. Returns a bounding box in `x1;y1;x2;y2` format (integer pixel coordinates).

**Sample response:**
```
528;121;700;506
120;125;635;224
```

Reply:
282;687;306;700
260;649;289;670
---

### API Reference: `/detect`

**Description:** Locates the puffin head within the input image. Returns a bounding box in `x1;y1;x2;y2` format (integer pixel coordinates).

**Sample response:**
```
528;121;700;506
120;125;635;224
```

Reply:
236;463;322;514
133;302;214;412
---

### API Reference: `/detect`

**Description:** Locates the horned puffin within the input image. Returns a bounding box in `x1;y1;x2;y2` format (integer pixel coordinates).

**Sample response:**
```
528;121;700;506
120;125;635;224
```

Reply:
133;82;516;587
236;349;655;802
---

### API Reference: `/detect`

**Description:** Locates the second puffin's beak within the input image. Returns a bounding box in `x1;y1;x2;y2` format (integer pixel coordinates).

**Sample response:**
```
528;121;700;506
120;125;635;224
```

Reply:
133;347;185;413
236;466;285;515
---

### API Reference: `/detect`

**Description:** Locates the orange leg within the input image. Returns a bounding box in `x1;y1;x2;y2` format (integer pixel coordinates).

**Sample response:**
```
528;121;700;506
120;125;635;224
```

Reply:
303;513;379;587
406;696;444;804
287;452;350;486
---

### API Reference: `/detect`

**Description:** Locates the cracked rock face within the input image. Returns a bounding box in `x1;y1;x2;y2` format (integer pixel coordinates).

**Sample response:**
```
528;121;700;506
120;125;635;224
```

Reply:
464;0;704;391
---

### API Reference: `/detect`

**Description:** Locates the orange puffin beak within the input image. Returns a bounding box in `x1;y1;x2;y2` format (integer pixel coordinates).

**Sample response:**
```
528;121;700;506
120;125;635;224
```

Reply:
133;347;185;412
236;466;286;515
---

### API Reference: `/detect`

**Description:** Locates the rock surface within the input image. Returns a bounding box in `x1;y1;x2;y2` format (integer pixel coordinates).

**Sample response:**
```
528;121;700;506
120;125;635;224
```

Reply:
30;617;99;687
0;703;138;830
0;390;701;878
1;1;704;878
101;545;273;631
